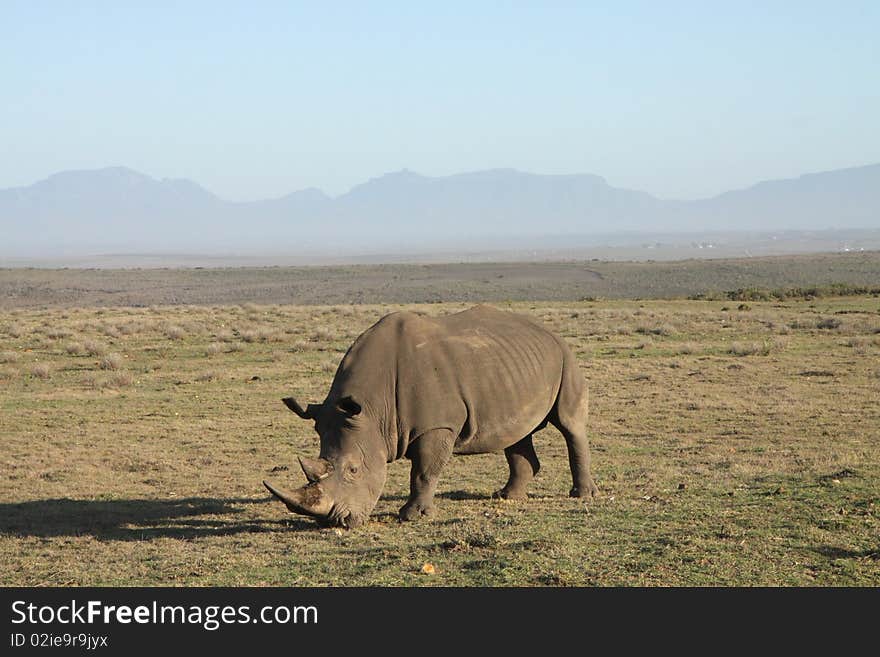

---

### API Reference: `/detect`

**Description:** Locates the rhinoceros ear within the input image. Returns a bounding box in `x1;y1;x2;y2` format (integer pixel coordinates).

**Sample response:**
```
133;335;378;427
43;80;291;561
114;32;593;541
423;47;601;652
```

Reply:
282;397;321;420
337;395;362;417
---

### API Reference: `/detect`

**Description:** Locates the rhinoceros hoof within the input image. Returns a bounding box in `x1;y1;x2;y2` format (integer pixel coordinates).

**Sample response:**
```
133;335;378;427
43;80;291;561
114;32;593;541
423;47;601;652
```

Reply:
493;487;528;501
399;501;436;521
570;481;598;499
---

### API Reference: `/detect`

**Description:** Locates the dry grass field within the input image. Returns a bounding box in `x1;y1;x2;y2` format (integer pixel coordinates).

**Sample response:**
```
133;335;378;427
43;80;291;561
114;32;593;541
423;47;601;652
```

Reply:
1;289;878;586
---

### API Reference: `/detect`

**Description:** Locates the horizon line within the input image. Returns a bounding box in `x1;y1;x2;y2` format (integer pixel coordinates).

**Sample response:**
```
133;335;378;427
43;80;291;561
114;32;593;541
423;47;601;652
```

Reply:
3;160;879;205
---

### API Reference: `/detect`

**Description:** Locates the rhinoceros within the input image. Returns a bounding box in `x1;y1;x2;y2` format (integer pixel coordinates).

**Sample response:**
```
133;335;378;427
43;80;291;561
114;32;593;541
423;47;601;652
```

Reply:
263;304;597;528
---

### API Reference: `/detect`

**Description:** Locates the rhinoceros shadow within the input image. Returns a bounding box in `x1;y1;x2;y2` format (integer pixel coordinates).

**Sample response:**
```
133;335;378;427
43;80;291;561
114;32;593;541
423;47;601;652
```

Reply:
380;490;491;502
810;545;880;561
0;496;314;541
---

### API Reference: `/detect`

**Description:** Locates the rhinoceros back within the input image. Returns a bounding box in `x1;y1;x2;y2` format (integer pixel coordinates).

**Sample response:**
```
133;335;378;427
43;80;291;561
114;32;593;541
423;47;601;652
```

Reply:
331;305;572;456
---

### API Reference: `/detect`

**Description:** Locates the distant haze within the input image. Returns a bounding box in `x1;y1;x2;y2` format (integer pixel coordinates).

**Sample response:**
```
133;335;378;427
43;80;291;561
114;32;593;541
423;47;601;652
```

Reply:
1;163;879;258
2;5;878;203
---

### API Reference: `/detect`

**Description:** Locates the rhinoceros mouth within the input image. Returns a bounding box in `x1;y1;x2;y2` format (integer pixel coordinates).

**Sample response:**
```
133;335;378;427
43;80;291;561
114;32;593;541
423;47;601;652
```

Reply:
326;502;357;528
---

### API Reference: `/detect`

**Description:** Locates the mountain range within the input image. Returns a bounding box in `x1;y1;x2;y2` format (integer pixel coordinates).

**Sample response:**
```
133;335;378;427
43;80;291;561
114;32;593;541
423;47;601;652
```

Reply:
1;163;878;255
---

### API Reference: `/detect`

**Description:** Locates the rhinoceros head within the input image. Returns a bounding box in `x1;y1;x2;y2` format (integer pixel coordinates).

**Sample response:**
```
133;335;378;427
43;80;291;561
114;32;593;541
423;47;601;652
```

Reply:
263;395;387;528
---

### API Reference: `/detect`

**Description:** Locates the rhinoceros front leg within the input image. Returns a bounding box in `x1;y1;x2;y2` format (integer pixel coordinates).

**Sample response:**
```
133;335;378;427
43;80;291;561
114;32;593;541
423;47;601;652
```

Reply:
400;428;455;521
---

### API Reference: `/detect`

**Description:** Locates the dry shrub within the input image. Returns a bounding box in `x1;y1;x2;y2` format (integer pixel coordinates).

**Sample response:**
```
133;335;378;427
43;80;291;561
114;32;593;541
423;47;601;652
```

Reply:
215;329;235;342
65;342;84;355
635;323;675;337
729;342;770;357
30;363;51;379
263;328;285;342
4;324;24;338
677;343;697;355
100;353;124;370
290;340;311;352
181;320;205;335
84;371;134;389
771;336;789;352
226;342;244;353
99;324;120;338
241;327;283;343
320;359;338;373
116;322;143;336
107;371;134;388
164;325;186;340
845;337;872;355
816;317;842;330
138;319;160;333
83;340;107;357
310;328;334;342
195;371;217;382
239;329;258;343
45;327;73;340
205;342;225;356
0;351;20;364
0;367;17;381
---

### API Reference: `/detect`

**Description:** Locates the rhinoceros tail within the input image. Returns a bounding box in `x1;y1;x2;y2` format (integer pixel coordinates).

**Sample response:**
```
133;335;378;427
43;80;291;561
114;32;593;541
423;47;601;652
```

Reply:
550;340;587;429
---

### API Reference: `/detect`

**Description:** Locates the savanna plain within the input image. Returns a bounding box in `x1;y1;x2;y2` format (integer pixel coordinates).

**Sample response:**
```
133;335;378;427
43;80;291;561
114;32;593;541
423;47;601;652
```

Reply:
1;254;878;586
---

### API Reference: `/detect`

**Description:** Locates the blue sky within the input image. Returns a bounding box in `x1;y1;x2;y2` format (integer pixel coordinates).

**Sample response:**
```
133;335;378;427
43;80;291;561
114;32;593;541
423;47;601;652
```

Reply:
1;1;878;200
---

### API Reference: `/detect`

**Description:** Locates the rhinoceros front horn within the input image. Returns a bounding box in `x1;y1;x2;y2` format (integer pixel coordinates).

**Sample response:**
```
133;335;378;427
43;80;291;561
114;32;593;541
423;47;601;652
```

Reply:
263;479;333;518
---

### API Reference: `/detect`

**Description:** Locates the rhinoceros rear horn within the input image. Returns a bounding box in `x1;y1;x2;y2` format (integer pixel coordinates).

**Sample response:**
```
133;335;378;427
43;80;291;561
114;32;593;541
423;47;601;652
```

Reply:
263;479;333;518
282;397;321;420
299;456;332;483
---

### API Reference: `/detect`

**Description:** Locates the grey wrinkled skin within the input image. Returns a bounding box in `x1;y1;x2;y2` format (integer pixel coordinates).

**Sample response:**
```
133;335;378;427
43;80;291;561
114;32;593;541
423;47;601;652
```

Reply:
264;305;597;528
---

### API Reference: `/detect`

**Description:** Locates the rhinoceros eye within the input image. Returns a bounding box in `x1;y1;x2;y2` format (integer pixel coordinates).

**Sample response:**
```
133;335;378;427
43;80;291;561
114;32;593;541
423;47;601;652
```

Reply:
343;463;361;481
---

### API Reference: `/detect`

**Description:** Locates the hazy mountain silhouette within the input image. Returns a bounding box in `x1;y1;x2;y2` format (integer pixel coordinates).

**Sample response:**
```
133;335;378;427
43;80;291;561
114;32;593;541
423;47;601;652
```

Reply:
1;163;878;255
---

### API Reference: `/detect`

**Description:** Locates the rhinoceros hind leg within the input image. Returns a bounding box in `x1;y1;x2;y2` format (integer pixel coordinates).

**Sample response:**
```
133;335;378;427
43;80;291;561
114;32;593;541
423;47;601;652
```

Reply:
557;419;598;499
494;434;540;500
400;428;455;521
557;421;598;499
552;353;598;499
